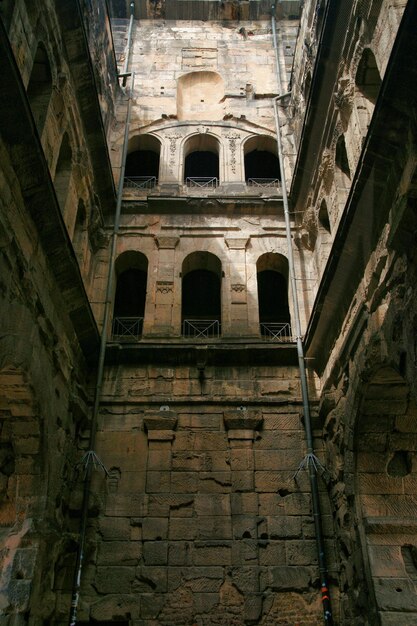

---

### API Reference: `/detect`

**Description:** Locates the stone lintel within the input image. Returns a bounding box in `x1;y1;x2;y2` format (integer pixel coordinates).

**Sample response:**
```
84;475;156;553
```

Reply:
146;430;175;442
226;429;256;441
144;411;177;432
223;411;263;432
224;237;250;250
155;236;180;249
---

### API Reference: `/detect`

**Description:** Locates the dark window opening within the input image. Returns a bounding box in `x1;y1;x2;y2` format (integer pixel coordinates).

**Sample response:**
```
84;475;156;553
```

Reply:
114;269;147;318
318;200;331;234
184;151;219;180
125;150;160;179
112;252;148;340
182;252;222;338
182;270;221;320
257;270;290;327
27;43;52;135
335;135;350;180
244;150;280;181
356;48;381;105
54;133;72;213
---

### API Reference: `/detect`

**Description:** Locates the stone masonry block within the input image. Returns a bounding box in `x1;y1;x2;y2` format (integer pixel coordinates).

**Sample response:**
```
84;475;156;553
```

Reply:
232;470;254;492
142;517;169;540
143;541;168;565
259;541;286;566
95;567;135;594
269;566;311;591
193;541;232;566
134;567;167;593
170;471;198;493
169;518;197;541
97;541;142;566
168;541;192;566
197;516;232;540
99;517;131;541
195;494;230;516
199;472;232;493
147;449;172;471
230;492;258;515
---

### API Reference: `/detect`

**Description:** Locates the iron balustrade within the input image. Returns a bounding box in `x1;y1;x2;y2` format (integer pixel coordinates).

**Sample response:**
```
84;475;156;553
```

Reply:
183;319;221;339
260;322;293;342
185;177;219;189
247;177;280;189
112;316;144;340
124;176;157;190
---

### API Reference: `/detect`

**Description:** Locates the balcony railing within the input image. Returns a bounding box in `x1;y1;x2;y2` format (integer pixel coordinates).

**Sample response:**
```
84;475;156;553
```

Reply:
247;178;280;189
183;319;221;339
124;176;157;190
260;322;293;342
185;177;219;189
112;316;144;340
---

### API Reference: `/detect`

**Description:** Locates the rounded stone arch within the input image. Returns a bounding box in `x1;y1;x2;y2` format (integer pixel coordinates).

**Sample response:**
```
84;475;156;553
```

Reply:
112;251;149;339
125;133;162;182
182;132;221;183
243;135;280;183
177;71;225;121
256;252;291;339
181;251;222;337
352;364;417;621
27;40;53;136
354;47;382;135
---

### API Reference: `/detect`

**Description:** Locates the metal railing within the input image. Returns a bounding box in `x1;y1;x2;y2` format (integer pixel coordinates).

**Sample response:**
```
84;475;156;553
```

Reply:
183;319;221;339
247;177;280;189
260;322;293;342
112;316;144;340
124;176;157;190
185;177;219;189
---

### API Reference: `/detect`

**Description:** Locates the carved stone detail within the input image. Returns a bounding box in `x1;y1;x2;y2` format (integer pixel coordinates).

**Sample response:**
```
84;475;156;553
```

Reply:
226;133;240;174
155;236;179;249
231;283;246;293
225;237;249;250
156;281;174;294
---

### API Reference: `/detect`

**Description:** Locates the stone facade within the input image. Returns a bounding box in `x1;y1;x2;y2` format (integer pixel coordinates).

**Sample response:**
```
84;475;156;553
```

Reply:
0;0;416;625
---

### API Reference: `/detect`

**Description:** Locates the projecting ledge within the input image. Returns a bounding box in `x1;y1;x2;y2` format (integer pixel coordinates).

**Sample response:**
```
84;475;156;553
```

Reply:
105;340;298;367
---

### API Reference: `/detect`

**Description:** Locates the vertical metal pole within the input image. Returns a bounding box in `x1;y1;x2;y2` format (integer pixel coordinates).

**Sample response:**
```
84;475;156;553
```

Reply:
68;71;135;626
271;3;333;624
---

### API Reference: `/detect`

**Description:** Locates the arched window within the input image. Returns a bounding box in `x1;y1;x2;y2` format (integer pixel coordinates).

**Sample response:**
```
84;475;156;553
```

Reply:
112;251;148;340
54;132;72;214
318;199;331;235
73;199;87;258
183;135;220;188
177;71;224;121
124;134;160;190
182;252;222;338
355;48;381;135
27;43;52;136
335;134;350;205
244;136;280;189
256;253;291;341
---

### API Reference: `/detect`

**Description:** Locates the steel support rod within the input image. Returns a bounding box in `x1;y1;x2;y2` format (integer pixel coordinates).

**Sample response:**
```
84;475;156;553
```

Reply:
271;3;333;624
68;70;136;626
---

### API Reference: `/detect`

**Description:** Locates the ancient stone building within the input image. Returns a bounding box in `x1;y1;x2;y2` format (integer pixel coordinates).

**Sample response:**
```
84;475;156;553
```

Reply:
0;0;416;624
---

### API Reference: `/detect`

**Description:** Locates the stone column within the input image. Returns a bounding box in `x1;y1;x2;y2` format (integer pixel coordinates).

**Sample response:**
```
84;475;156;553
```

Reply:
159;134;182;193
224;409;264;623
223;132;246;191
146;236;179;336
142;408;177;587
223;237;253;337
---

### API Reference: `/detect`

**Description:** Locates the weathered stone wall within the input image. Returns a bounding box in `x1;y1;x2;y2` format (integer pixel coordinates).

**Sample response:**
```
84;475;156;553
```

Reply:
0;133;92;624
110;18;298;188
72;363;338;625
